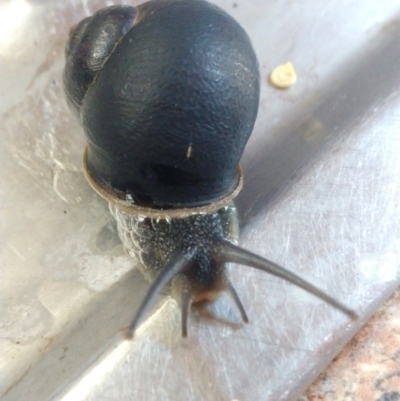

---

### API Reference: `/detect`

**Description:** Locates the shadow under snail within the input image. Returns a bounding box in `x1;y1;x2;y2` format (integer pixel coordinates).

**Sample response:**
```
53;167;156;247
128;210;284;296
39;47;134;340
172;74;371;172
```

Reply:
63;0;357;338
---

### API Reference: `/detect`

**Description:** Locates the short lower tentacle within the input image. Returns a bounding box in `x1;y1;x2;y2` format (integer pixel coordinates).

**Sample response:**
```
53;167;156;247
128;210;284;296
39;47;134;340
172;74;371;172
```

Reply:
125;248;195;339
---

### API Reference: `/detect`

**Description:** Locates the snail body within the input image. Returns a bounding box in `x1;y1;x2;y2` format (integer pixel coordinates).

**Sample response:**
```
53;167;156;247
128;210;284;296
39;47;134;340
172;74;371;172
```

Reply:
110;202;243;336
64;0;356;338
110;203;239;285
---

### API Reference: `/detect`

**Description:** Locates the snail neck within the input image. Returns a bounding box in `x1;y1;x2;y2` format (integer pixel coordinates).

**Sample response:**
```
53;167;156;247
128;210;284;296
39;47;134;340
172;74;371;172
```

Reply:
110;201;239;283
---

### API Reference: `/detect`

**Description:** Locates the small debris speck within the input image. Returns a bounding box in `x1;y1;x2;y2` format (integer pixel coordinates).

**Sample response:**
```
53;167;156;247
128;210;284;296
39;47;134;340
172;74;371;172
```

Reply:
270;62;297;89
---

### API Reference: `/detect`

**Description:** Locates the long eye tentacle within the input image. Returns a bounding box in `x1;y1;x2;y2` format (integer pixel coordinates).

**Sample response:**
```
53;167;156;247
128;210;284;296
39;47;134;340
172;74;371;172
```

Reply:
219;240;358;321
125;248;196;339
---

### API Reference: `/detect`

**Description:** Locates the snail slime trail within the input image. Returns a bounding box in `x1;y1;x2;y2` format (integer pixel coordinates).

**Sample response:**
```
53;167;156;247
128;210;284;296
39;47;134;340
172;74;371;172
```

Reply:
63;0;357;339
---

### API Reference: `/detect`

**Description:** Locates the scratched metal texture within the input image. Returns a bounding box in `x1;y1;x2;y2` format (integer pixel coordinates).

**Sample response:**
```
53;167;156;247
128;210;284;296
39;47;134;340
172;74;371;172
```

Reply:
1;0;400;400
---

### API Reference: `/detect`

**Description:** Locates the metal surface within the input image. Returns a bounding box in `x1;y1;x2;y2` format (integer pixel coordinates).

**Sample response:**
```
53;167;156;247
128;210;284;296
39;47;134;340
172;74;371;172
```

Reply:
1;0;400;400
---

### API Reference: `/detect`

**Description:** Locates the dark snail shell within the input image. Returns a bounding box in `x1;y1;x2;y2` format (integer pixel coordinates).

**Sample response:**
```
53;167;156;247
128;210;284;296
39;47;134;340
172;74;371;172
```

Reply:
64;0;260;209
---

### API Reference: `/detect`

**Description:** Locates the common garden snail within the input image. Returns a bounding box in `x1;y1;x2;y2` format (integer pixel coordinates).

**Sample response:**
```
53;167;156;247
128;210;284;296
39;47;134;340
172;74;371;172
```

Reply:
63;0;357;338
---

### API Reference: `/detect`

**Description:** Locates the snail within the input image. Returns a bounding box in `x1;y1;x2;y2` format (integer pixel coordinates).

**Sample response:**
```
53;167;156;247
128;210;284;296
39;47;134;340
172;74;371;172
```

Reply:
63;0;357;338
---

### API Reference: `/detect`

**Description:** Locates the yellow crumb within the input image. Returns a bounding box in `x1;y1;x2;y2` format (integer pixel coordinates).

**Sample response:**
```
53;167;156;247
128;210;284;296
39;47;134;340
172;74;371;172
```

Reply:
270;62;297;89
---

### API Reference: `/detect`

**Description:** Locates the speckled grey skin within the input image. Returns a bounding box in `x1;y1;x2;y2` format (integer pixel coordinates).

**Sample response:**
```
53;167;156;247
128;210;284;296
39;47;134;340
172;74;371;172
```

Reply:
110;202;239;301
109;197;358;337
